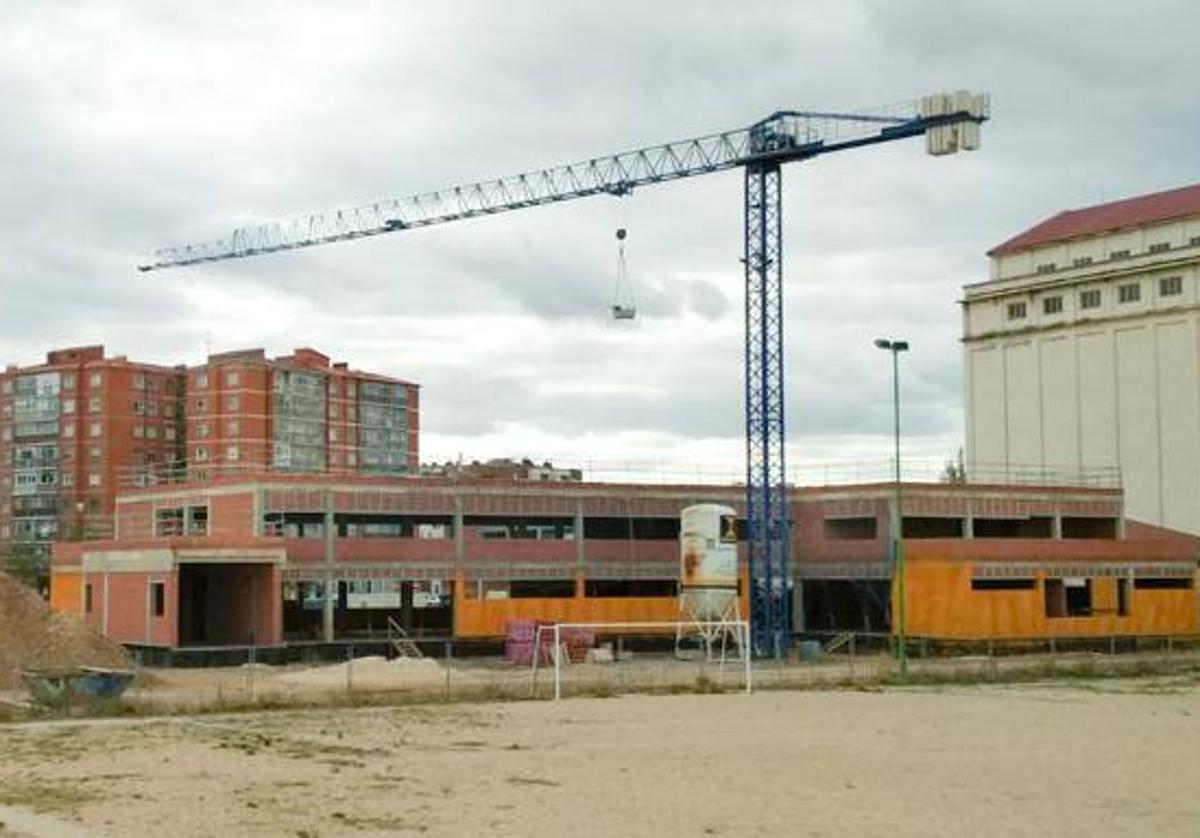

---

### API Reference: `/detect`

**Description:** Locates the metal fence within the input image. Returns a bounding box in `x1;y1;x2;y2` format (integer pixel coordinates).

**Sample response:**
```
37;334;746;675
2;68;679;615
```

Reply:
77;629;1199;715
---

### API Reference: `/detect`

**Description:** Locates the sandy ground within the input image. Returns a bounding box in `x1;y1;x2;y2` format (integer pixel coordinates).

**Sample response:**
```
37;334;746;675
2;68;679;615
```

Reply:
1;676;1198;837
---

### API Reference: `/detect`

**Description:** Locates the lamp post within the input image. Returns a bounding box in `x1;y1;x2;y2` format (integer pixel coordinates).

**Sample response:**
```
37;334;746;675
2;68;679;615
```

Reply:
874;338;909;680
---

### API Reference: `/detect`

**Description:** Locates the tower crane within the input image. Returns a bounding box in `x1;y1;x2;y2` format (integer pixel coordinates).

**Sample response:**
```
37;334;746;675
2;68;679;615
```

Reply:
140;91;989;657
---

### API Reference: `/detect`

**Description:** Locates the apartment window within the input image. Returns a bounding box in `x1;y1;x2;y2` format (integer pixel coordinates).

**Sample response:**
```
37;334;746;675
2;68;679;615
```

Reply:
329;403;340;419
226;371;240;387
151;582;165;617
1035;262;1056;274
195;371;208;387
89;373;101;387
1080;289;1101;309
1006;301;1027;320
88;397;101;413
146;401;158;417
88;473;101;487
62;424;74;439
164;427;177;441
194;398;207;413
61;375;75;390
1148;242;1171;254
1072;256;1094;268
133;374;146;389
329;381;340;397
227;394;240;411
62;398;76;414
1042;295;1063;315
1;380;10;395
1191;235;1200;247
346;381;356;398
330;428;340;443
197;422;210;438
133;400;146;416
1159;276;1183;297
1118;282;1141;303
195;447;209;462
89;422;101;438
146;426;159;439
227;445;239;462
61;472;74;488
226;420;239;436
1109;249;1131;260
132;424;145;439
90;446;101;461
347;451;357;467
163;403;176;419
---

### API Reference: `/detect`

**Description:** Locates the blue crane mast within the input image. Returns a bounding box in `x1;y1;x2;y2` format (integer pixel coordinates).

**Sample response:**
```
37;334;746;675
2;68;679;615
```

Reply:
141;92;988;657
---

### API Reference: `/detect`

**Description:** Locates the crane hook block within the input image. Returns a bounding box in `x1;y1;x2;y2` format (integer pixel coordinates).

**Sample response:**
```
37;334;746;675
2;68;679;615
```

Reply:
616;228;627;241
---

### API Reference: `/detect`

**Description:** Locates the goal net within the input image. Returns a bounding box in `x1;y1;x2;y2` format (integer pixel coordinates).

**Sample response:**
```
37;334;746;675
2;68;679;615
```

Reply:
528;620;752;700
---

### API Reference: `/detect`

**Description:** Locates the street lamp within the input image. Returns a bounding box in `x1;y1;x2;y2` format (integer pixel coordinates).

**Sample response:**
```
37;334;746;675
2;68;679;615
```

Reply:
874;338;909;680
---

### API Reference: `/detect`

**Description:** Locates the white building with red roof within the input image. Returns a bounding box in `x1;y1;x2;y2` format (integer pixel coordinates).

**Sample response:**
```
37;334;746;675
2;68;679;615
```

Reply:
963;183;1200;534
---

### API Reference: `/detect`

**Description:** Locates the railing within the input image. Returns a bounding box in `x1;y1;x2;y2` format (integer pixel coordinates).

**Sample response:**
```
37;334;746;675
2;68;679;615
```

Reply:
111;458;1122;491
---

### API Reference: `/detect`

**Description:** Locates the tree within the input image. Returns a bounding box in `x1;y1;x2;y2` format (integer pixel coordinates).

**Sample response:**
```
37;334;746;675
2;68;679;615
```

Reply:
941;447;967;484
1;541;47;594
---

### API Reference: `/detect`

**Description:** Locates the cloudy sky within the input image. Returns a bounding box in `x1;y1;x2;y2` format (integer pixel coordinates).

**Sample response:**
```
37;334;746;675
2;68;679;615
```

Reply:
2;1;1197;483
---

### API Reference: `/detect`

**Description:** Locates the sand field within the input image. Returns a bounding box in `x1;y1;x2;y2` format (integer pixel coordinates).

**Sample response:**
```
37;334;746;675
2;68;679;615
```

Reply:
1;675;1198;837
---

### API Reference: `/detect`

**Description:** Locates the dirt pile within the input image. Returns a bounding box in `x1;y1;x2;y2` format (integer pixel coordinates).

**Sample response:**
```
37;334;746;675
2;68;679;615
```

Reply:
0;572;129;689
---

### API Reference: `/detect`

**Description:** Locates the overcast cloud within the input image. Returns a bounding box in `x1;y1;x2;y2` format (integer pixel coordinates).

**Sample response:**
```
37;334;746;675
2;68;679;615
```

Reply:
2;1;1197;481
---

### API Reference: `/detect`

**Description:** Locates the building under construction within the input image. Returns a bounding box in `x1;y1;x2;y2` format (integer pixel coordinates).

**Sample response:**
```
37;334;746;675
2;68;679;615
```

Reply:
48;470;1200;654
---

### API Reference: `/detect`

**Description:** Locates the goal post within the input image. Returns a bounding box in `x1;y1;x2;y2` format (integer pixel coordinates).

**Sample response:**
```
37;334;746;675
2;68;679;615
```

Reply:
529;620;753;700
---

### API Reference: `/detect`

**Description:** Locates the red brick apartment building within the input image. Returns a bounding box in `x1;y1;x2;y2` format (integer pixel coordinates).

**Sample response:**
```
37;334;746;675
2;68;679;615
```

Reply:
0;346;187;559
185;347;419;480
1;345;419;585
48;473;1200;652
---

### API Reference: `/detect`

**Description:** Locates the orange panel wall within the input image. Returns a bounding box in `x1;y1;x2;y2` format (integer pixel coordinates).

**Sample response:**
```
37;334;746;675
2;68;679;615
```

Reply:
903;557;1199;639
453;572;751;639
49;570;82;614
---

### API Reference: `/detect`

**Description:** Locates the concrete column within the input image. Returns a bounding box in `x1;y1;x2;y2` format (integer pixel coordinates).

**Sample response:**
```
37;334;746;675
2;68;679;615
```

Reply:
964;515;975;539
574;503;585;572
1052;514;1063;540
323;490;336;642
453;502;465;567
452;499;465;639
252;489;264;537
322;575;336;642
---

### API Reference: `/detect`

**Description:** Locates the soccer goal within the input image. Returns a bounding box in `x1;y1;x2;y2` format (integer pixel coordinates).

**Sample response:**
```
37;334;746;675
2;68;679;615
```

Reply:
529;620;752;700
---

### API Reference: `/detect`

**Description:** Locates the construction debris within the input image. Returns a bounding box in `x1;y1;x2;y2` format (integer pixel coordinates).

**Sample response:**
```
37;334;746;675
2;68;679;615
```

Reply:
0;572;129;689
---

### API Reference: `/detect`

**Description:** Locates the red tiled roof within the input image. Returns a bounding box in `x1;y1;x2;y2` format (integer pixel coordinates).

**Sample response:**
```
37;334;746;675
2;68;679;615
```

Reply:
989;183;1200;256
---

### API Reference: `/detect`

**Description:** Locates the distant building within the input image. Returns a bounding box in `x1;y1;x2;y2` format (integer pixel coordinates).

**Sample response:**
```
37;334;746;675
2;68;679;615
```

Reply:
963;183;1200;533
0;346;187;567
1;344;420;585
421;457;582;482
186;347;419;480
